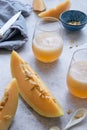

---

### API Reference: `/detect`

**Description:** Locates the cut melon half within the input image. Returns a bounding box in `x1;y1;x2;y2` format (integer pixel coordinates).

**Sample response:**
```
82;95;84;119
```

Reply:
0;79;18;130
38;0;70;18
10;51;64;117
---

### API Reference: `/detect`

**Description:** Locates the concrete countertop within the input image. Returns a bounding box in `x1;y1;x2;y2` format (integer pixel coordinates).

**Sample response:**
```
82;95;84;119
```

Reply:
0;0;87;130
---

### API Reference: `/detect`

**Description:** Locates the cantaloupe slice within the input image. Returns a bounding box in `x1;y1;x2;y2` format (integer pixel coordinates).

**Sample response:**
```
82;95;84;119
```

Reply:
38;0;70;18
10;51;64;117
33;0;46;12
0;79;18;130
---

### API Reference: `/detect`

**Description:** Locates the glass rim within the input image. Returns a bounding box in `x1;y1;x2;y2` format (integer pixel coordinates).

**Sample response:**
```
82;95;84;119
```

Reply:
73;48;87;55
71;48;87;61
36;17;60;32
67;48;87;73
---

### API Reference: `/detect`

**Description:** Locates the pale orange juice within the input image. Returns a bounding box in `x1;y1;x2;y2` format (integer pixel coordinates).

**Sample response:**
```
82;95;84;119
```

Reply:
67;61;87;98
32;32;63;63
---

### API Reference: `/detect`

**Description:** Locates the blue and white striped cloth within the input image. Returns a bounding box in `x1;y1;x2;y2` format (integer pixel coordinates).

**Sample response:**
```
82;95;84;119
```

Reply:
0;0;32;50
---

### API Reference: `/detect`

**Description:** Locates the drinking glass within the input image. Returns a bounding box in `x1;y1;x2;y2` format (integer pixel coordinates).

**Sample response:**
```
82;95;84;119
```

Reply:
67;49;87;98
32;17;63;63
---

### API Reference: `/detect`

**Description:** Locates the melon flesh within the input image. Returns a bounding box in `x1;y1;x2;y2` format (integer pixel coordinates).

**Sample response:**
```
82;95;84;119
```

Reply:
11;51;64;117
33;0;46;12
0;79;18;130
38;0;70;18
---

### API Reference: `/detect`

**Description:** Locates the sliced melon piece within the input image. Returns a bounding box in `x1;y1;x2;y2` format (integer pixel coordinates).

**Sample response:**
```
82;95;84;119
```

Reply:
38;0;70;18
0;79;18;130
33;0;46;12
10;51;64;117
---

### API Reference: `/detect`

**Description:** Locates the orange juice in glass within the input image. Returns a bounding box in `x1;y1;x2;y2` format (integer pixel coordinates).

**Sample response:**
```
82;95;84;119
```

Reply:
67;49;87;98
32;17;63;63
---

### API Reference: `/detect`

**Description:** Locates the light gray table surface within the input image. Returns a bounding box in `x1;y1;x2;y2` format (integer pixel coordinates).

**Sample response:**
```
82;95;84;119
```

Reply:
0;0;87;130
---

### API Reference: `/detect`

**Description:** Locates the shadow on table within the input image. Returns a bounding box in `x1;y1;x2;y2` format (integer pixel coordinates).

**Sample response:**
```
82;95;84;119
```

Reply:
65;91;87;109
34;58;62;74
0;42;27;55
20;95;63;130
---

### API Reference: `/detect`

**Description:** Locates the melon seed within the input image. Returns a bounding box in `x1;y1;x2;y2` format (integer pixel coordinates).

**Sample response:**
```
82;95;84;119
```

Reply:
0;101;6;106
39;90;50;99
53;98;57;103
30;84;39;91
4;91;9;97
67;109;72;115
0;106;3;110
0;96;8;106
74;113;84;119
3;115;11;120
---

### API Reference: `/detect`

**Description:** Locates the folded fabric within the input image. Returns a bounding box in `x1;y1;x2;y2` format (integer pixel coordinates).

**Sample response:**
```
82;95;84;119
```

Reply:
0;0;32;50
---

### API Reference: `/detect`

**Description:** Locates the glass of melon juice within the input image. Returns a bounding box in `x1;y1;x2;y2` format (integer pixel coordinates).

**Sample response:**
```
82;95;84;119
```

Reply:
67;49;87;98
32;17;63;63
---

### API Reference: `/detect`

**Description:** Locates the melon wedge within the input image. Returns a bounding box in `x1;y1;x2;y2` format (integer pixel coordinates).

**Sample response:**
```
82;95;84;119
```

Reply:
33;0;46;12
38;0;70;18
0;79;18;130
10;51;64;117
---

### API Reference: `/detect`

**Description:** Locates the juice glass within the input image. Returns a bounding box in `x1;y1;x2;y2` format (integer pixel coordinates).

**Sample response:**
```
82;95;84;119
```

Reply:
67;49;87;98
32;17;63;63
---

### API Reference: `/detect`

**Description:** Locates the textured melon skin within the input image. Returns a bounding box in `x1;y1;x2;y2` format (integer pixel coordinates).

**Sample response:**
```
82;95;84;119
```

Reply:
38;0;70;18
11;51;64;117
0;79;18;130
